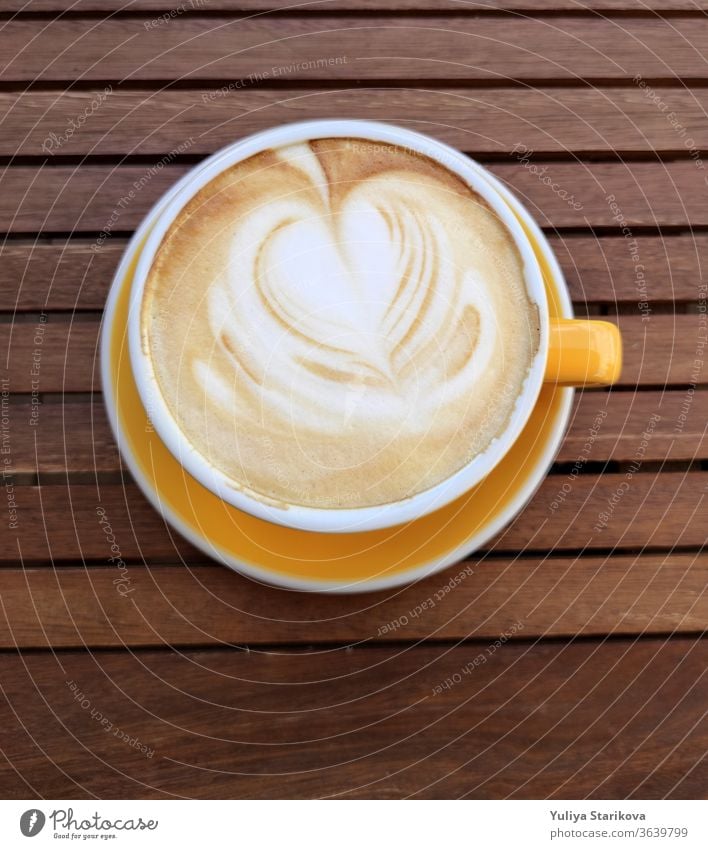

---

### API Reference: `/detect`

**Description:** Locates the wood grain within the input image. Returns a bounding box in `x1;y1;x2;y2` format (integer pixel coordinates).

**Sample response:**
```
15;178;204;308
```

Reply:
0;240;122;311
560;390;708;463
5;471;705;564
2;235;704;311
1;317;101;393
4;390;706;476
2;314;702;391
3;162;708;233
550;234;706;305
0;639;704;798
5;86;708;157
612;313;708;388
3;1;707;10
1;16;708;83
8;399;122;473
0;553;705;648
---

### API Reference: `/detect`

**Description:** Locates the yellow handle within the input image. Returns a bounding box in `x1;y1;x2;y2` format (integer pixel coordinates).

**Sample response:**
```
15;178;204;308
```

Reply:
544;319;622;387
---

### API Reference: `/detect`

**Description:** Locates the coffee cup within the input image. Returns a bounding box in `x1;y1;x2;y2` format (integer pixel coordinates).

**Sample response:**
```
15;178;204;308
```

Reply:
128;120;621;534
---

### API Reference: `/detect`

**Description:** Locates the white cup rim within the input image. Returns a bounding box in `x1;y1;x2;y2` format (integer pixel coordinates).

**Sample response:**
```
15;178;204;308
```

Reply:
128;120;549;533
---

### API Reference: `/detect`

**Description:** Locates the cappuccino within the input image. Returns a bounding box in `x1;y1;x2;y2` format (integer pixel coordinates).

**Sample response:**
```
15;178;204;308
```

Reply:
141;138;540;509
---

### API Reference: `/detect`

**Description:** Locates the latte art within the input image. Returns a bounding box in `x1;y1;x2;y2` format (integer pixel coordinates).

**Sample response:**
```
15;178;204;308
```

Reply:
142;138;540;509
201;152;495;439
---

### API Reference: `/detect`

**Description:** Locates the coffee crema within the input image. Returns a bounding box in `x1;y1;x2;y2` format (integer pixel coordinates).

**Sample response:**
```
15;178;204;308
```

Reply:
142;138;540;509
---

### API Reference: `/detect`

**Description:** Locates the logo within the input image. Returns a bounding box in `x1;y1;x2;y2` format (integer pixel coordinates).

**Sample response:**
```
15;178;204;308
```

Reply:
20;809;45;837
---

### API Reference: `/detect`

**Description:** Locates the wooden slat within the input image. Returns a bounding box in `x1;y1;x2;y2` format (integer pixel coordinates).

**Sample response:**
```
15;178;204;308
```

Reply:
0;164;185;234
2;314;702;391
8;399;121;473
0;554;705;648
5;86;708;157
612;314;708;387
5;391;707;476
550;234;705;304
493;163;708;229
0;240;123;311
560;390;708;463
1;16;708;83
0;639;704;798
2;162;708;233
1;318;101;393
3;1;708;10
2;235;704;310
5;471;705;563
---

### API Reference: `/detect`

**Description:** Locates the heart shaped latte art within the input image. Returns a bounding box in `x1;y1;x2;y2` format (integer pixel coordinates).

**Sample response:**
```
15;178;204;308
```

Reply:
195;145;497;438
144;139;539;508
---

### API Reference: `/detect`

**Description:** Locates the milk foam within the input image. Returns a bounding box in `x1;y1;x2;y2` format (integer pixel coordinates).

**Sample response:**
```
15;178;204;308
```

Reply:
142;138;540;509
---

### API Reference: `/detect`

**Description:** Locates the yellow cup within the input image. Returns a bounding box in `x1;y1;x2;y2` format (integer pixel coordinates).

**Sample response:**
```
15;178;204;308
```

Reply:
546;318;622;387
126;120;623;535
102;123;623;590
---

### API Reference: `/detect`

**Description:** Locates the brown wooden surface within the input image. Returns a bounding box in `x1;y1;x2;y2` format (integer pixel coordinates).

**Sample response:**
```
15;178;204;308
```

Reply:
5;87;708;158
3;1;708;10
1;554;705;648
0;639;704;799
2;16;708;83
0;1;705;801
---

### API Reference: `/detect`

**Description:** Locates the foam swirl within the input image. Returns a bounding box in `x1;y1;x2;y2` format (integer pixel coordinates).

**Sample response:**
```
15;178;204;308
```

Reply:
143;138;539;508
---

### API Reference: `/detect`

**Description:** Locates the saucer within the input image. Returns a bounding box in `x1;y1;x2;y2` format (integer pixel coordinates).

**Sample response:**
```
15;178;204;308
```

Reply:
101;163;573;593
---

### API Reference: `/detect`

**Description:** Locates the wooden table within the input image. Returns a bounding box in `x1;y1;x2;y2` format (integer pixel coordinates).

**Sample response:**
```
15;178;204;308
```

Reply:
0;0;706;799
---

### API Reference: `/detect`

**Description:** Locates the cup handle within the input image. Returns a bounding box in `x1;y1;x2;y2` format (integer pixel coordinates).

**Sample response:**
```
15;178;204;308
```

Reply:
544;319;623;387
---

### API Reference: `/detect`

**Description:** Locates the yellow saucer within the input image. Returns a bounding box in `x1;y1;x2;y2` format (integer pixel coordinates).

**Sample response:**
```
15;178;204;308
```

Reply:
101;179;573;593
